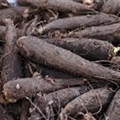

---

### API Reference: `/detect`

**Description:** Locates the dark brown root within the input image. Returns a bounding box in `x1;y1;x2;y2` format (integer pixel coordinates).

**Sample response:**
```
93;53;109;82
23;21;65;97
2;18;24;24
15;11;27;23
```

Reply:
17;36;120;82
60;87;114;118
3;77;85;102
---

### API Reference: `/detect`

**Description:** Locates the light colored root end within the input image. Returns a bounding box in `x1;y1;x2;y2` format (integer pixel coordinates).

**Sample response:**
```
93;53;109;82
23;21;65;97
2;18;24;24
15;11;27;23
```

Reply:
3;84;17;103
114;47;120;55
59;111;68;120
37;26;44;34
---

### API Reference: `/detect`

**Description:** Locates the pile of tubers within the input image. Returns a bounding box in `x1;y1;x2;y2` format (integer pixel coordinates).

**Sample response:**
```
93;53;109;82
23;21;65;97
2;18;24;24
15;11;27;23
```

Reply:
0;0;120;120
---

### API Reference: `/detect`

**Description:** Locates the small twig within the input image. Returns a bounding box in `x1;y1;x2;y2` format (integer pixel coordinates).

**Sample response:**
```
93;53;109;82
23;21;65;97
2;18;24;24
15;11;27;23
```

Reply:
25;97;47;120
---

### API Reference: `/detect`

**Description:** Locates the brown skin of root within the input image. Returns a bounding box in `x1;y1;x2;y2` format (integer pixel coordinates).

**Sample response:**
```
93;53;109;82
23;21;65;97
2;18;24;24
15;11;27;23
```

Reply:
1;19;23;87
104;89;120;120
60;87;114;117
3;77;85;103
70;23;120;44
38;13;120;33
17;0;94;14
17;36;120;82
43;38;115;61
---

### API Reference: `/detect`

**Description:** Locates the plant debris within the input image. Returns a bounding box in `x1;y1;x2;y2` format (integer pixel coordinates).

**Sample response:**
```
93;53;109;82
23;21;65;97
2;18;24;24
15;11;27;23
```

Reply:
0;0;120;120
